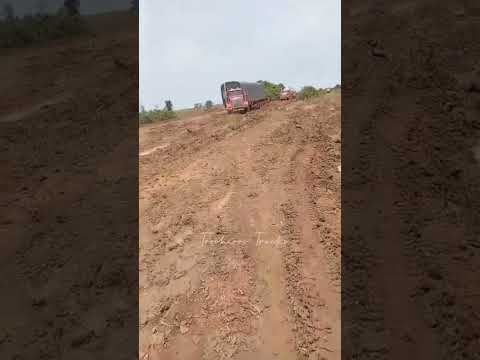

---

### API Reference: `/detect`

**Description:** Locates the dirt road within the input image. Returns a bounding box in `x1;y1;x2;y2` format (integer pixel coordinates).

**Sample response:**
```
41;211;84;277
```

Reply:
139;94;341;360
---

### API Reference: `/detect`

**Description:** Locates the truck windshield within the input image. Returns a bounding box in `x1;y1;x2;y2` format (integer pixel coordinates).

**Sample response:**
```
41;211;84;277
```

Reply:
225;82;241;91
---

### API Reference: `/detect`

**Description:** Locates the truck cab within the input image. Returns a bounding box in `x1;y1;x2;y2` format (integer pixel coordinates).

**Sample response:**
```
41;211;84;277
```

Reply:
226;88;249;113
221;81;267;114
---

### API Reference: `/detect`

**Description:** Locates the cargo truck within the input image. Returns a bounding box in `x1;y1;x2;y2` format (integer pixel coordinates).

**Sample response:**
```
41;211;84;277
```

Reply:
220;81;267;114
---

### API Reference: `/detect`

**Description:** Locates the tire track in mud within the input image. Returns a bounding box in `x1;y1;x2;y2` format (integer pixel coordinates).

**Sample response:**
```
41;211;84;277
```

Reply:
140;108;291;360
139;95;341;360
140;110;270;199
275;107;341;360
374;115;439;358
343;107;438;358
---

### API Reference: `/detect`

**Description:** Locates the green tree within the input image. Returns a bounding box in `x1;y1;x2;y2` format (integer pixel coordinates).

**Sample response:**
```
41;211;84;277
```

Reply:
298;86;320;100
257;80;284;100
205;100;213;109
165;100;173;111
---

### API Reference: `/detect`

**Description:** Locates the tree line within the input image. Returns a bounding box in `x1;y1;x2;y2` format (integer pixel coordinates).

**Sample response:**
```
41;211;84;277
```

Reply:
257;80;341;100
194;100;214;110
0;1;83;48
1;1;81;21
0;0;138;48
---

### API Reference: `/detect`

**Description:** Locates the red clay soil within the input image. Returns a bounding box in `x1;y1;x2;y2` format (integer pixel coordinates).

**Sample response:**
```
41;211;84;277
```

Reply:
342;1;480;358
139;94;341;360
0;11;138;359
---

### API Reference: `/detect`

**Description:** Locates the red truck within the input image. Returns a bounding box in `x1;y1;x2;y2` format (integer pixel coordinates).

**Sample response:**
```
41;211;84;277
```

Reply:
220;81;268;114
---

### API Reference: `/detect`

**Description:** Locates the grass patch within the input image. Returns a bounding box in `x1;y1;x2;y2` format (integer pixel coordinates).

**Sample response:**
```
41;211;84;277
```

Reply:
139;109;177;125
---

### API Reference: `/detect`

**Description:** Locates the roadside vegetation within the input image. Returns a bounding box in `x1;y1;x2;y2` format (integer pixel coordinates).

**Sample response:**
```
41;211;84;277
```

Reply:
0;1;87;48
257;81;341;101
139;100;177;125
297;84;341;100
297;86;322;100
257;80;285;100
139;109;176;124
0;0;138;49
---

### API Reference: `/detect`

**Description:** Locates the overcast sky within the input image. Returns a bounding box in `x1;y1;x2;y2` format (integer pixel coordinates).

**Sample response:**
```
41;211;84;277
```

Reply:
140;0;340;110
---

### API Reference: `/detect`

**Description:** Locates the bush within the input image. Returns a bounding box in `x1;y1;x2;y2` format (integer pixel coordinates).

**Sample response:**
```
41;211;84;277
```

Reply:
139;109;177;124
205;100;213;109
298;86;320;100
0;13;86;49
256;80;285;100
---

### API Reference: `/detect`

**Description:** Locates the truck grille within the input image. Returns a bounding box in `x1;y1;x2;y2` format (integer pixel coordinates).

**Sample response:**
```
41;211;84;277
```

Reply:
232;98;243;108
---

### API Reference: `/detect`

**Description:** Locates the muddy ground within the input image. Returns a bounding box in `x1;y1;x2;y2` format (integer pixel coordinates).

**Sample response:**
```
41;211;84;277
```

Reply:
139;94;341;360
0;12;138;359
343;1;480;358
